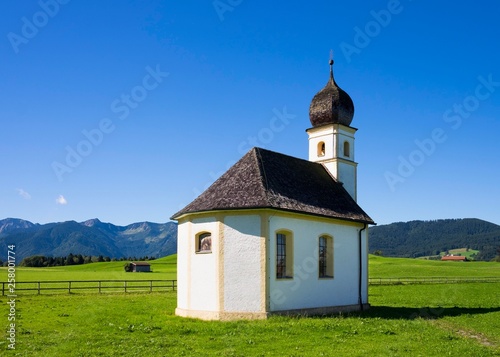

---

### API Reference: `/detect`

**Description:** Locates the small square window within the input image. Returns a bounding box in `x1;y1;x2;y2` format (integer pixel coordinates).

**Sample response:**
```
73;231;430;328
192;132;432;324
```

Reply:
196;233;212;253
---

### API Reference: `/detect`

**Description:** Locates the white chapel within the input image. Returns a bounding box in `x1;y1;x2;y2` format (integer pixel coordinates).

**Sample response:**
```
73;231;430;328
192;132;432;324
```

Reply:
171;59;375;320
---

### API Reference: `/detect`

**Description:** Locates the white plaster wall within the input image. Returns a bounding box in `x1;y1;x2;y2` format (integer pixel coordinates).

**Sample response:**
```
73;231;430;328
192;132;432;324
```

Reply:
268;215;367;312
337;163;356;201
362;227;369;303
188;218;219;312
335;128;356;200
176;222;189;310
223;215;262;312
323;162;338;180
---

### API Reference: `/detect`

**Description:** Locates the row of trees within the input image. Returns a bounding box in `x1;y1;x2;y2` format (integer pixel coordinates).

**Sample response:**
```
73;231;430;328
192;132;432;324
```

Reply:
17;254;157;267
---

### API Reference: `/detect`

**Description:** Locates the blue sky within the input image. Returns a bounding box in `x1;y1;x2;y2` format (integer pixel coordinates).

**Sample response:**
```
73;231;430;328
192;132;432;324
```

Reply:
1;0;499;226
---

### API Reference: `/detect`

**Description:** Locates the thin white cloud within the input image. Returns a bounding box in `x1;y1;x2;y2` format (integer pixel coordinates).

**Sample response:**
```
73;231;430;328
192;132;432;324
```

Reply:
16;188;31;200
56;195;68;205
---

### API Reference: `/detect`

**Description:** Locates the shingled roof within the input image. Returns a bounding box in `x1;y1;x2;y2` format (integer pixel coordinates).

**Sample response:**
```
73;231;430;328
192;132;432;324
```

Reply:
171;147;374;224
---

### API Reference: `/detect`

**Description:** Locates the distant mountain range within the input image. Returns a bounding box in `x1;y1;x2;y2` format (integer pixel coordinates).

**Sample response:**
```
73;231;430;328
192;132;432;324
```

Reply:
1;217;498;264
369;218;500;261
0;218;177;263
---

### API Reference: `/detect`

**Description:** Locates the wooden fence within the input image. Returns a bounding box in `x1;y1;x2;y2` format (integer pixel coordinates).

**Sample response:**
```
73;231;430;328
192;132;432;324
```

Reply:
368;276;500;285
1;279;176;296
3;276;499;295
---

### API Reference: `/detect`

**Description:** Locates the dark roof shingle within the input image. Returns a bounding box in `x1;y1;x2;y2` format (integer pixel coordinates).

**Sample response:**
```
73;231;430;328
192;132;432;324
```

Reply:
171;147;374;224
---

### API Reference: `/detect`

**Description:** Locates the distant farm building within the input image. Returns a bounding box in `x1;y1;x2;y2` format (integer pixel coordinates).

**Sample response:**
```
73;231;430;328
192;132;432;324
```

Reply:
130;261;151;272
441;255;468;262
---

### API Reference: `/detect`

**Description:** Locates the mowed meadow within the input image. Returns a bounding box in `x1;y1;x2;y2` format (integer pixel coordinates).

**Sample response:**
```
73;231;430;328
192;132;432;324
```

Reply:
6;255;177;282
1;256;499;356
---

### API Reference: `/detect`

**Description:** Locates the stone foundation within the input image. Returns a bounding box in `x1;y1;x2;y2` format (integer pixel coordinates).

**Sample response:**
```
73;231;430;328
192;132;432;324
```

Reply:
175;303;370;321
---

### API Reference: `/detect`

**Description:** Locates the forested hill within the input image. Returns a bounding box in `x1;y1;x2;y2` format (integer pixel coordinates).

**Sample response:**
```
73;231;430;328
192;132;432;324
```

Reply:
0;218;177;262
369;218;500;261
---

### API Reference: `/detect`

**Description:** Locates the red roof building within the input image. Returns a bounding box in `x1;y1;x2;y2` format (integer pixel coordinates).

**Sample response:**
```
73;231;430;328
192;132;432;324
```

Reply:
441;255;468;261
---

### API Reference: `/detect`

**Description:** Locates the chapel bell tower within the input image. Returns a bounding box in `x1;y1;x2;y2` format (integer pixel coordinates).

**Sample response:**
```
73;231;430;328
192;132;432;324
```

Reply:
307;58;358;201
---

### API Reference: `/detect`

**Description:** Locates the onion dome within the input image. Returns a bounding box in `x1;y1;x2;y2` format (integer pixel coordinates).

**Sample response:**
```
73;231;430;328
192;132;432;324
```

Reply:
309;59;354;127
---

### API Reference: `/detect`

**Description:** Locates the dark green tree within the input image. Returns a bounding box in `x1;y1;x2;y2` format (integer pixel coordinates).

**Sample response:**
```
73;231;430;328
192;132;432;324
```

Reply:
66;253;75;266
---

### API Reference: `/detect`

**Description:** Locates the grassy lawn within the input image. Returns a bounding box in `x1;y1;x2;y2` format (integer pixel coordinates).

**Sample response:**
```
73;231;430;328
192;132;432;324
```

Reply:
443;248;481;260
0;255;177;282
416;248;481;261
0;255;499;356
1;284;499;356
369;255;500;278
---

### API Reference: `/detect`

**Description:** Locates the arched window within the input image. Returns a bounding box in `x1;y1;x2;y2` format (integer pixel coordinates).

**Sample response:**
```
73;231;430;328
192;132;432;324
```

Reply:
317;141;325;157
276;231;293;279
319;235;334;278
343;141;350;158
196;232;212;253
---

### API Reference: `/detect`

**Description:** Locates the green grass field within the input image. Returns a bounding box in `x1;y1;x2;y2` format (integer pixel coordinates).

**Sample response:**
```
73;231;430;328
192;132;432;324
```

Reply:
369;255;500;278
1;255;177;282
1;255;499;356
444;248;480;259
416;248;481;261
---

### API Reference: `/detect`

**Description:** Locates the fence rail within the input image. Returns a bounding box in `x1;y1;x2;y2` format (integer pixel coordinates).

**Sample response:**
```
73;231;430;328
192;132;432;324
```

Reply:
1;279;176;296
368;276;500;285
2;276;499;295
